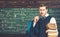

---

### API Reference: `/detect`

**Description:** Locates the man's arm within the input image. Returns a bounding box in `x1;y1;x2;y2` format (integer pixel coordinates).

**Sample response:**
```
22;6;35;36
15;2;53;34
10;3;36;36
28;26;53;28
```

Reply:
46;17;58;35
33;16;39;27
50;17;57;29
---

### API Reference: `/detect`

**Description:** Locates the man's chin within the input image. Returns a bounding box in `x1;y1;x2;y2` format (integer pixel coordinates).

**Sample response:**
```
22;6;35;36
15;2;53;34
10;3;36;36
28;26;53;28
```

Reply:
41;15;44;17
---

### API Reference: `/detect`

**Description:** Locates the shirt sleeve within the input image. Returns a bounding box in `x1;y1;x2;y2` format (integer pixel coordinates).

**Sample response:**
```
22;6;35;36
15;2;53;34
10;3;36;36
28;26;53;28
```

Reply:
48;17;59;35
33;22;36;27
50;17;56;24
50;17;58;31
50;17;57;29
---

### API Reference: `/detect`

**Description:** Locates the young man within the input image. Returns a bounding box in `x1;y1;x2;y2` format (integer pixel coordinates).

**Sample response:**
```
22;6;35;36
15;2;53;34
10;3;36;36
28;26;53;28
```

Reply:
33;4;58;37
26;4;58;37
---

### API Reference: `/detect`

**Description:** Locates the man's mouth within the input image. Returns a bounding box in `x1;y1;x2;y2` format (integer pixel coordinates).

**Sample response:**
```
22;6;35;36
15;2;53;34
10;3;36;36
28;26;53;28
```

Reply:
41;13;43;14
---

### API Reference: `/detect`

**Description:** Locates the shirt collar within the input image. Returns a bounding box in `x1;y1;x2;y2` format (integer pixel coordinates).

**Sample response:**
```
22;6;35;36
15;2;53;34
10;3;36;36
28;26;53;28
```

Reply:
45;13;49;17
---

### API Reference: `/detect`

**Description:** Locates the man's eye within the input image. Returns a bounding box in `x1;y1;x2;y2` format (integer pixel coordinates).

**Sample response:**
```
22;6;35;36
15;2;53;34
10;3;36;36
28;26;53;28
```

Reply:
40;9;42;11
43;9;45;11
39;9;45;11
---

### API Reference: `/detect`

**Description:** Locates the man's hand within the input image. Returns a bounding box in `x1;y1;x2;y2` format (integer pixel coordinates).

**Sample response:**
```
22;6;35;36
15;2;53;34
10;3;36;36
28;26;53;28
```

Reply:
34;16;39;23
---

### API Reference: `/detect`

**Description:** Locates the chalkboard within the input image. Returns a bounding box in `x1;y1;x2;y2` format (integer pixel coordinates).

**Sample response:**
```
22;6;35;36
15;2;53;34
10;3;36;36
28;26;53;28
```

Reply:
0;8;60;34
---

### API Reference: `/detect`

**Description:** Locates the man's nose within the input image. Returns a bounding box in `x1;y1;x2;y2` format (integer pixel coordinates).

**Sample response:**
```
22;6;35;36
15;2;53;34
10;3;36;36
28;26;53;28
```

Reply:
40;11;43;13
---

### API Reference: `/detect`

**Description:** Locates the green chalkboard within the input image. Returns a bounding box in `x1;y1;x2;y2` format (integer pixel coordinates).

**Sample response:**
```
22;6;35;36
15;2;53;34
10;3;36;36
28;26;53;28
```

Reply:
0;8;60;34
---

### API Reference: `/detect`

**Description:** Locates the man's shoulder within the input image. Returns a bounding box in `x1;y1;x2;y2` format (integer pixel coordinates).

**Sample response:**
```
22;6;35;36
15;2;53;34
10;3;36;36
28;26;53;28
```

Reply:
47;15;55;19
48;15;55;19
48;15;52;18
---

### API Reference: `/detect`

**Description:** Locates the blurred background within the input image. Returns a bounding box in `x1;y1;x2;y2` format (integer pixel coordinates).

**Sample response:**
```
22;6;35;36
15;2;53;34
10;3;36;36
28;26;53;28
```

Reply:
0;0;60;37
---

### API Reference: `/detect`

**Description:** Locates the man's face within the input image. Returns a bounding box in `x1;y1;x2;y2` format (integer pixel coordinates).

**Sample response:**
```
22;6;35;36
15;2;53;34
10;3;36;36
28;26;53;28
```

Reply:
39;6;48;17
